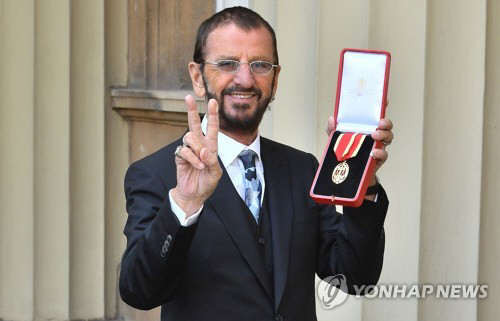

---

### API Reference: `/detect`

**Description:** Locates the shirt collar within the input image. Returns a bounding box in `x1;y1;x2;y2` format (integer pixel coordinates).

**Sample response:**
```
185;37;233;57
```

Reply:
201;114;261;168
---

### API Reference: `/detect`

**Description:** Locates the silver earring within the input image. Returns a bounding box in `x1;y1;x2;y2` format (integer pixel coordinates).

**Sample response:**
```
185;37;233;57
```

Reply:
268;96;275;111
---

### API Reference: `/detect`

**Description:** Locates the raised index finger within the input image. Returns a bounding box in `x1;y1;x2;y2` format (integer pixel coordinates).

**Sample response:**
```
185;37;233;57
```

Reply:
185;95;203;138
205;98;219;147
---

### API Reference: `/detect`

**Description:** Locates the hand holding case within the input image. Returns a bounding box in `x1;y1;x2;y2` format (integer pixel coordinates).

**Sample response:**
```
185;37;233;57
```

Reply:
310;48;391;207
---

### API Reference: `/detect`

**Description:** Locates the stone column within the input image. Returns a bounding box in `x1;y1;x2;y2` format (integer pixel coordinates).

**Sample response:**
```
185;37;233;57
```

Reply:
69;0;106;319
419;0;486;319
273;0;319;154
34;0;71;320
104;0;129;317
364;0;427;320
0;1;35;319
478;0;500;319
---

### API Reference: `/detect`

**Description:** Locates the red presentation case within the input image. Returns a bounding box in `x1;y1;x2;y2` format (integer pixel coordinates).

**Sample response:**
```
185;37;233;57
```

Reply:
310;48;391;207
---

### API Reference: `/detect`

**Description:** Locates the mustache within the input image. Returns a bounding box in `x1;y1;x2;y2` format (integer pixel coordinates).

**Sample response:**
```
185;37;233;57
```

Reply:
221;86;262;97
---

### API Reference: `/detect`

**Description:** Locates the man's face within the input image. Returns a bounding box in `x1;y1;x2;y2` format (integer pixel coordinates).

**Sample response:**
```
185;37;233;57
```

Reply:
194;24;280;135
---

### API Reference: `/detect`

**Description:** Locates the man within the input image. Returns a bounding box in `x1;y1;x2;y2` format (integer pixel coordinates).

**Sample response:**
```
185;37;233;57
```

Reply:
120;6;393;321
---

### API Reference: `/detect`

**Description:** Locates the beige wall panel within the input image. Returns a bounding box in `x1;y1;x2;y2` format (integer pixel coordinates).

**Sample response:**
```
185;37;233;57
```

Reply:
273;0;318;154
251;0;277;140
315;3;368;320
315;0;368;157
128;114;188;163
114;111;188;321
419;0;486;319
33;0;71;320
478;0;500;319
69;0;105;319
362;0;427;320
104;0;130;317
0;1;35;320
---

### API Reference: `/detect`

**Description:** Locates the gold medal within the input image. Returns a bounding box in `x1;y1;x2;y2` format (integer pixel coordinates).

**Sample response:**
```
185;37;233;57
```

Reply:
332;161;349;184
331;132;366;184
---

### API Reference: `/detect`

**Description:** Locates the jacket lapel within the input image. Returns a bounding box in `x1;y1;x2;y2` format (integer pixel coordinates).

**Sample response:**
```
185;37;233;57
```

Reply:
208;161;274;301
260;138;293;311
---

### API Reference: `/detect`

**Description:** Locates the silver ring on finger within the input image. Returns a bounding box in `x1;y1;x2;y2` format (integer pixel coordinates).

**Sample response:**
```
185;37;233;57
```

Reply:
182;135;190;148
174;145;184;159
382;140;390;146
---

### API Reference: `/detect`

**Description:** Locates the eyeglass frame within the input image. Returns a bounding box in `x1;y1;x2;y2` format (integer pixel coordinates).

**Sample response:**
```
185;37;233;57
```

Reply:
201;59;279;76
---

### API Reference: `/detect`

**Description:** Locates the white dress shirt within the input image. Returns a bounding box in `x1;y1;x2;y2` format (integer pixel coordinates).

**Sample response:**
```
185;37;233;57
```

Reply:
169;114;265;226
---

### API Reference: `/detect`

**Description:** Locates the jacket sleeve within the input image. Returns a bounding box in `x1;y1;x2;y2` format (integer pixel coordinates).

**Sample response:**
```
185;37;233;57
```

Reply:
119;161;198;310
312;154;388;294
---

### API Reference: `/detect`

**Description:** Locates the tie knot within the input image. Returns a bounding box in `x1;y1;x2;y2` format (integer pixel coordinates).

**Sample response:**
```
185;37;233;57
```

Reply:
238;149;257;169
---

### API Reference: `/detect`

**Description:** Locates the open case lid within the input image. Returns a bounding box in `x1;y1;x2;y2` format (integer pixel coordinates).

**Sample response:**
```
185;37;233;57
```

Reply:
334;49;391;134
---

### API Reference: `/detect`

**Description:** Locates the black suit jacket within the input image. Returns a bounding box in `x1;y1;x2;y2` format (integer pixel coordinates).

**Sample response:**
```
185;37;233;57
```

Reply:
120;136;388;321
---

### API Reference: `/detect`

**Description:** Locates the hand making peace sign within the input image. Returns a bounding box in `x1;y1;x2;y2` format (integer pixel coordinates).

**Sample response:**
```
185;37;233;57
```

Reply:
171;95;223;216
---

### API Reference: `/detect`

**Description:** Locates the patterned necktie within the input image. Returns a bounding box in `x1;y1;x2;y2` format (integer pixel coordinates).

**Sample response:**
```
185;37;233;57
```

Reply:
238;149;262;222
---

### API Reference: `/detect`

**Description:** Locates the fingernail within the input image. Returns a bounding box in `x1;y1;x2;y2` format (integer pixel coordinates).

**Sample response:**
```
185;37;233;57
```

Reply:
370;150;376;159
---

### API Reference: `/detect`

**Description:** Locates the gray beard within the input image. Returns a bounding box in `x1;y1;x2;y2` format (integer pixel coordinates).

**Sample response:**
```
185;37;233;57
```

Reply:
202;75;274;137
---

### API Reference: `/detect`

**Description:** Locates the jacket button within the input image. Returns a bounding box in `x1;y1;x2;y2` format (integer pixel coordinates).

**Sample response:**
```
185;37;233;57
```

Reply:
258;237;266;245
160;235;172;258
275;314;283;321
